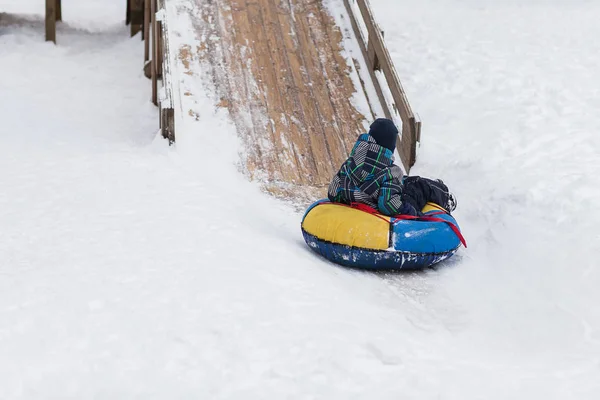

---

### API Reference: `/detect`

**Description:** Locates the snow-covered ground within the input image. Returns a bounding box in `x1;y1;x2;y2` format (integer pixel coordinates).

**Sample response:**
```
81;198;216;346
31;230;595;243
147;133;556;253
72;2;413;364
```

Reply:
1;0;599;399
368;0;600;396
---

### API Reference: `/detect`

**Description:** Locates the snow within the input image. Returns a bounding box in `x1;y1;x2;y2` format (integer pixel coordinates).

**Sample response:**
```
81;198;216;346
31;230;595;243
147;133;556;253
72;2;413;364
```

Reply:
1;0;599;399
369;0;600;396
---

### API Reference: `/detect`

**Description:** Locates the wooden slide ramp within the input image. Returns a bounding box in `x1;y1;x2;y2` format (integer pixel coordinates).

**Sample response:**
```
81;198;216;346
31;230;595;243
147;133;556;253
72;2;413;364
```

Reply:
179;0;388;199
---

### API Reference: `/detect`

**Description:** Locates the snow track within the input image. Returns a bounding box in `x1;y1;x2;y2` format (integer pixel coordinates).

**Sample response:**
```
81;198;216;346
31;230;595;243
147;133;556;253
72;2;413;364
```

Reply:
1;0;599;399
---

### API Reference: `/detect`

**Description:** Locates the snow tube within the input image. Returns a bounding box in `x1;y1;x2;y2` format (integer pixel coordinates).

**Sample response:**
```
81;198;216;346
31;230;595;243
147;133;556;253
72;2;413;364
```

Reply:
301;200;464;270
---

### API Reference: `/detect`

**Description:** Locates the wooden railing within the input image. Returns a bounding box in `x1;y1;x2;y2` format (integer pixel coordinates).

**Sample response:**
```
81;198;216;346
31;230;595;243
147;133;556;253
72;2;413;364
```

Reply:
342;0;421;172
42;0;174;141
46;1;144;43
142;0;175;143
126;0;145;37
154;0;175;143
45;0;61;43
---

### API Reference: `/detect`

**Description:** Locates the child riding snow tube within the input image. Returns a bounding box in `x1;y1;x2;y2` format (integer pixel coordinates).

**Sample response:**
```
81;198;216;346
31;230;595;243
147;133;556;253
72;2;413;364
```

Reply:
301;200;465;270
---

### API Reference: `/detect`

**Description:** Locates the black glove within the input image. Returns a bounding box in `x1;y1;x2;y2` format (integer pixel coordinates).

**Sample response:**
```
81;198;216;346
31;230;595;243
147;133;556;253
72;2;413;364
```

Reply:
398;201;422;216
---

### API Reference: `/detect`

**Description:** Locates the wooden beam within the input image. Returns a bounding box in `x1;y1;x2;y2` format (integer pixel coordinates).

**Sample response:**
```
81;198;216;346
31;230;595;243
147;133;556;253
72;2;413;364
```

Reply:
144;0;151;56
130;0;144;37
367;38;380;71
151;0;157;105
45;0;56;44
161;108;175;143
143;0;151;78
157;0;175;142
157;20;163;79
56;0;62;21
141;0;146;40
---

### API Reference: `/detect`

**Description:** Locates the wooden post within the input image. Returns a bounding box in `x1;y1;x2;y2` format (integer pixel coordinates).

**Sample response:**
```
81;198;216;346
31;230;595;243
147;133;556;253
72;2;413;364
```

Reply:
158;0;175;143
143;0;152;78
46;0;56;44
140;0;145;41
161;108;175;142
367;39;380;71
144;0;151;60
157;19;163;79
56;0;62;21
130;0;144;37
151;0;157;105
126;0;131;25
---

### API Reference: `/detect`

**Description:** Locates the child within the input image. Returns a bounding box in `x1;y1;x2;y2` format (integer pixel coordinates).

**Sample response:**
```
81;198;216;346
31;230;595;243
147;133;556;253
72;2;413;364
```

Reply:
328;118;456;216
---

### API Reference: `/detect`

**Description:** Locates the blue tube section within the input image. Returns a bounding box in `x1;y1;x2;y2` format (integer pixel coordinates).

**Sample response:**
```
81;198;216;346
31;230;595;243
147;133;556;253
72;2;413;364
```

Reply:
391;211;461;254
302;230;458;271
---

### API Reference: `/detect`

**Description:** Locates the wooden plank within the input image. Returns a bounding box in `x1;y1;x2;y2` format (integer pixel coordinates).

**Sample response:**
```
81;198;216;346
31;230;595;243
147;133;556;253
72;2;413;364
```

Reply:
157;19;163;78
401;118;415;168
151;0;157;105
158;1;169;85
183;0;375;190
56;0;62;21
45;0;56;44
367;38;379;70
158;1;175;143
130;0;144;36
161;108;175;142
308;1;364;176
273;0;333;183
132;0;144;24
143;0;151;77
144;0;151;55
232;0;285;181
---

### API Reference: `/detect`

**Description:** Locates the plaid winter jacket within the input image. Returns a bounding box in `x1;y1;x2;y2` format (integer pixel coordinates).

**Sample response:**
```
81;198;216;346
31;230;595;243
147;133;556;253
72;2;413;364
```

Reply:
328;134;414;216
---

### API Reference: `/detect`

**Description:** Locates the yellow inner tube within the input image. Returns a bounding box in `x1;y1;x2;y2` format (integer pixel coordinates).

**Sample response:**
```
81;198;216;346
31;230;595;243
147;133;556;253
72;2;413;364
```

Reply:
302;202;449;251
301;203;390;250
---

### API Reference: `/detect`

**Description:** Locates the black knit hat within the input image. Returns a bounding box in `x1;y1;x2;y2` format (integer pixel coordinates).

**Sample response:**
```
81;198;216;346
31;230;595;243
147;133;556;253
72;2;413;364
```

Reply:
368;118;398;152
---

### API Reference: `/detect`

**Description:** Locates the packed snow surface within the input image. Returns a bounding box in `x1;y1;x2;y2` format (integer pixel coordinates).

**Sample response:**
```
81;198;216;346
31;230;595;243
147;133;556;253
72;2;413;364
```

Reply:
1;0;599;398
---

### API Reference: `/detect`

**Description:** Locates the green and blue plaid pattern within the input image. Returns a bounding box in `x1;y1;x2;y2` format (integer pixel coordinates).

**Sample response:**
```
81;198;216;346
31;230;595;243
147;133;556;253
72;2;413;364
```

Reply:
328;134;406;216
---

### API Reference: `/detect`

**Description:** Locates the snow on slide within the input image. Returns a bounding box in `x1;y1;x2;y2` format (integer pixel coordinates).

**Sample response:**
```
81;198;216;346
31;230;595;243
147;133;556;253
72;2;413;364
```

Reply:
0;0;599;399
